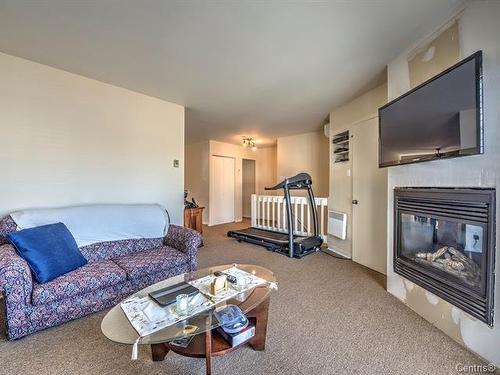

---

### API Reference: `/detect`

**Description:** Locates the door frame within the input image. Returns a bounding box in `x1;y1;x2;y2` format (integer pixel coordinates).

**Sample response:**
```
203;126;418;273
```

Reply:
242;158;257;219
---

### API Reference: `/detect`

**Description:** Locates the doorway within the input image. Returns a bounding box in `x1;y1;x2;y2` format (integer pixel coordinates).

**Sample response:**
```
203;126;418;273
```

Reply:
210;155;235;225
242;159;256;218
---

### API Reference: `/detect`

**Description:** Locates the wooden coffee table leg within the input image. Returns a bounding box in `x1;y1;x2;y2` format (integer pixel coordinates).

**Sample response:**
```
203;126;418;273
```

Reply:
248;295;270;351
151;343;170;361
205;329;212;375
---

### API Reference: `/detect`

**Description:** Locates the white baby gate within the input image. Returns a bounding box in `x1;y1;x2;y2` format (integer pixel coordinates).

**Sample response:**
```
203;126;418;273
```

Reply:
250;194;328;242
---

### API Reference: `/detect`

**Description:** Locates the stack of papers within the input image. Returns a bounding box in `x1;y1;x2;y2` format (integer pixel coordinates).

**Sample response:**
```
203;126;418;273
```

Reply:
121;292;212;337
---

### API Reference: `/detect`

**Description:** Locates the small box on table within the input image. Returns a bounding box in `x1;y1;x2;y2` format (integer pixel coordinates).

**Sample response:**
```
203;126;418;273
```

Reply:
216;325;255;347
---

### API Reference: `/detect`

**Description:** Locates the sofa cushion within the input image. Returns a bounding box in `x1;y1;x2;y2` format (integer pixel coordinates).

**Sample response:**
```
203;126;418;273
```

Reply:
79;238;164;263
113;246;188;280
134;238;164;252
79;239;137;263
8;223;88;283
32;260;126;305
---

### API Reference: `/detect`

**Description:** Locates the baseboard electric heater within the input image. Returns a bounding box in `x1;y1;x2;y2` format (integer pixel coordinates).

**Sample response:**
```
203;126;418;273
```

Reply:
328;210;347;240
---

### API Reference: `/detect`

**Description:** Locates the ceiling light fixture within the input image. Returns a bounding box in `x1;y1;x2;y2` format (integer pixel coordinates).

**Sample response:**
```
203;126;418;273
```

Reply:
242;137;257;151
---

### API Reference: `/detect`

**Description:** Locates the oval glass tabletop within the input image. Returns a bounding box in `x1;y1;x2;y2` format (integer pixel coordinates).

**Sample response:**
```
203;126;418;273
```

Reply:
101;264;275;345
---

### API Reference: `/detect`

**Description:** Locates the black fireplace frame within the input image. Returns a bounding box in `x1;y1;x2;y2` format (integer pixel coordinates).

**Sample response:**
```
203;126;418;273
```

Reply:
394;187;496;326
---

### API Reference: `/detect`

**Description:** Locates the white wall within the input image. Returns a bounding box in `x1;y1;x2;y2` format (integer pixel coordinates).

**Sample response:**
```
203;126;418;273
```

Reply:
276;130;329;197
209;140;276;225
185;141;210;223
184;140;277;226
386;1;500;366
0;52;185;224
328;84;387;258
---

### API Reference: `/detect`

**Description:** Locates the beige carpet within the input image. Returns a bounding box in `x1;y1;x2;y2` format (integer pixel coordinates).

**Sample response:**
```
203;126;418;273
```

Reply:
0;221;488;374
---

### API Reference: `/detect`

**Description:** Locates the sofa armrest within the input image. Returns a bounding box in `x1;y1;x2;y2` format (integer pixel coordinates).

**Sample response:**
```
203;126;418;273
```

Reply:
164;225;202;271
0;244;33;306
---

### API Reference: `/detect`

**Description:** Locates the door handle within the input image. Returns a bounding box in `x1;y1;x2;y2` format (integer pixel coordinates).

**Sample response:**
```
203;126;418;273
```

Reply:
352;200;358;205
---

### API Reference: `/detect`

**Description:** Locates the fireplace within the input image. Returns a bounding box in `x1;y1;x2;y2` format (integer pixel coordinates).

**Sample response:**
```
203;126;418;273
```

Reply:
394;188;496;325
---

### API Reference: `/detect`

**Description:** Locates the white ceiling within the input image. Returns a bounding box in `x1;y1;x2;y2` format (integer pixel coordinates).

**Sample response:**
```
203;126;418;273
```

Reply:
0;0;466;147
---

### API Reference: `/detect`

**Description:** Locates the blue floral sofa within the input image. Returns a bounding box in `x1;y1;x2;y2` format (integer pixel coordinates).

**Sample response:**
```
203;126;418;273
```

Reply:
0;215;202;340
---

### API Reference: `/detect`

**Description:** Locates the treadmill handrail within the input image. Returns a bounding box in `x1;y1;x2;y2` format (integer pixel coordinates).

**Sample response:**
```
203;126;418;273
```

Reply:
264;173;312;190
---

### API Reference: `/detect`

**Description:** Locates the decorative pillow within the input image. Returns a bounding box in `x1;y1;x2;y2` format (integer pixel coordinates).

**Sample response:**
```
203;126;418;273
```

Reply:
7;222;88;283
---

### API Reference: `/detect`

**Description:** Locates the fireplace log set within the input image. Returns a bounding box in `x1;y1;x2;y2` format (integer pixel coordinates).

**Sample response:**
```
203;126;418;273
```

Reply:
415;246;481;287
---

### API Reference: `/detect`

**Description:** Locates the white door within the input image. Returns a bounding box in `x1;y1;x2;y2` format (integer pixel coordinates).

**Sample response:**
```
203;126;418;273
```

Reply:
351;117;387;274
211;155;235;225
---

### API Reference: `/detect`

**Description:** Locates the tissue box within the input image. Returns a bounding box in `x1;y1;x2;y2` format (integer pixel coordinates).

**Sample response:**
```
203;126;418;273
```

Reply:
216;324;255;347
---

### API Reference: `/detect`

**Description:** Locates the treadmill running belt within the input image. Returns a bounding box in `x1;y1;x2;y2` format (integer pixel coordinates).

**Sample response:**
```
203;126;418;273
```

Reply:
230;227;300;243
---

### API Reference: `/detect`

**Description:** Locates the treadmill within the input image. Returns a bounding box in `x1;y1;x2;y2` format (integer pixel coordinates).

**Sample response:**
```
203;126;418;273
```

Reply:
227;173;323;258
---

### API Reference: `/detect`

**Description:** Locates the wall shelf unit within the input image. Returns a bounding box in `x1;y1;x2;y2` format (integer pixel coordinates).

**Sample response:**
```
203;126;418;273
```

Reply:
333;130;349;163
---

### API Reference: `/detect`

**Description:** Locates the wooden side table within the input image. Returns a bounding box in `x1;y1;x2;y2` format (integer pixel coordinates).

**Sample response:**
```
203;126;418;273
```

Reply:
184;207;205;245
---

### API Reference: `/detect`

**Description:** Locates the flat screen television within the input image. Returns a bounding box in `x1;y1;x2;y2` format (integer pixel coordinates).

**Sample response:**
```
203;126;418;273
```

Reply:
379;51;483;168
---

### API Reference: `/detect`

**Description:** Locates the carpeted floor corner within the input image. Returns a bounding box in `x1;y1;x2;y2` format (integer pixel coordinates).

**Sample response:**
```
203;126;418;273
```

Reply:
0;221;488;374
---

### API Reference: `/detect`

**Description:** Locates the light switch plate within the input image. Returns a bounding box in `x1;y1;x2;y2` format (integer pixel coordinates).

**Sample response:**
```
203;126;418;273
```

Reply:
173;159;179;168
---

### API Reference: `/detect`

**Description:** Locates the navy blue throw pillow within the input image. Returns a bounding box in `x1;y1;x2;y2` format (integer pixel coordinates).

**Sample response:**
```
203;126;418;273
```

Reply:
7;222;87;283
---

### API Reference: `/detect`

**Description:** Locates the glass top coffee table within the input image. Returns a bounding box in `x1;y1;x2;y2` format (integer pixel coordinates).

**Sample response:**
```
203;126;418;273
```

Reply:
101;264;275;375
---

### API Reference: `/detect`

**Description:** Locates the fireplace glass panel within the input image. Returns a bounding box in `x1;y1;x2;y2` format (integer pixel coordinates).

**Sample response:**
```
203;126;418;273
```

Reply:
400;213;484;290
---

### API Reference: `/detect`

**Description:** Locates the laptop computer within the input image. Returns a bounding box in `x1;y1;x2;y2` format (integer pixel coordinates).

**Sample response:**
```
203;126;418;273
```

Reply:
148;281;199;306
